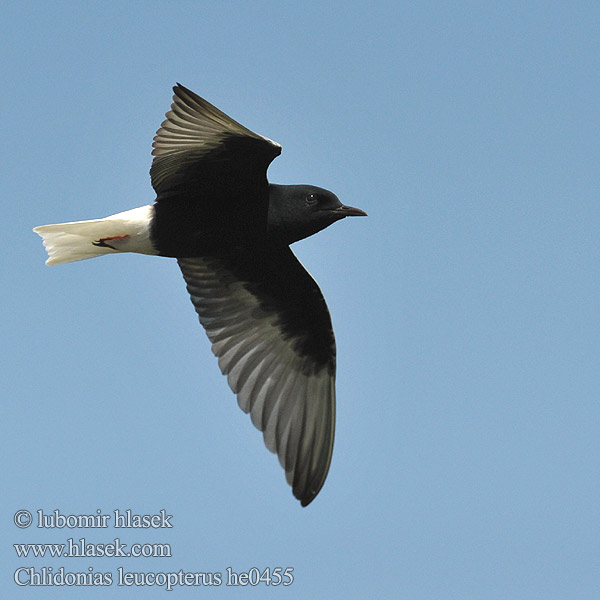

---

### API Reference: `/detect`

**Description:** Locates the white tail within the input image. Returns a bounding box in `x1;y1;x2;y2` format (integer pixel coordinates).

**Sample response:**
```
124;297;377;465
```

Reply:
33;205;158;266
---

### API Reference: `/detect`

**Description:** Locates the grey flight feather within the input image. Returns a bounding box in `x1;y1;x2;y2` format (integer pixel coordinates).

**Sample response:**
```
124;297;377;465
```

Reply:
178;255;335;507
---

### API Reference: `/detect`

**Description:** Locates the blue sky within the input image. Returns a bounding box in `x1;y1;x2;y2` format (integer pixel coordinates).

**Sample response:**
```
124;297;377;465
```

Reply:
2;1;599;598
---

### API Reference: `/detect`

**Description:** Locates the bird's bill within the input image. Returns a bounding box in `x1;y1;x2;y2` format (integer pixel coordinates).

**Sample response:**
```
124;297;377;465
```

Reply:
334;204;368;218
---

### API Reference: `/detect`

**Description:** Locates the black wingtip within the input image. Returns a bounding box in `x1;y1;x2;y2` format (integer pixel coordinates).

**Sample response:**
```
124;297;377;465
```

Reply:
174;82;198;98
174;82;190;95
298;485;324;507
297;480;325;507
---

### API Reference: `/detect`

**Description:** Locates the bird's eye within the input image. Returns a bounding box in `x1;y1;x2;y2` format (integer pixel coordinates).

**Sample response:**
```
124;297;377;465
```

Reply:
305;193;319;205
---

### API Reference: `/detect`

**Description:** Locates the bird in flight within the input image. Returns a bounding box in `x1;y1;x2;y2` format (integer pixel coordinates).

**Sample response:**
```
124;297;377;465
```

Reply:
34;84;367;506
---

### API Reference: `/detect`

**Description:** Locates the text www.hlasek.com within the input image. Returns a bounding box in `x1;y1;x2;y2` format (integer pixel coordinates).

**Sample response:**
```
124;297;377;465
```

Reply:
14;538;171;558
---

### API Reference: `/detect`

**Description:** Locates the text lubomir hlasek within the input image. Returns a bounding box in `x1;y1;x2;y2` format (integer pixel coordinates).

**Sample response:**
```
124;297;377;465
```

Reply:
35;509;173;529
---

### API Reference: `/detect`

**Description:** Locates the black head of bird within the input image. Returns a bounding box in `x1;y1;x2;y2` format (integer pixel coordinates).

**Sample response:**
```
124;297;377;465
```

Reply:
267;184;367;245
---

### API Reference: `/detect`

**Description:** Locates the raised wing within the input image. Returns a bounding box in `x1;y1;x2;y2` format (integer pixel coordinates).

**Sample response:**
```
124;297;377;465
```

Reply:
150;84;281;201
178;247;336;506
